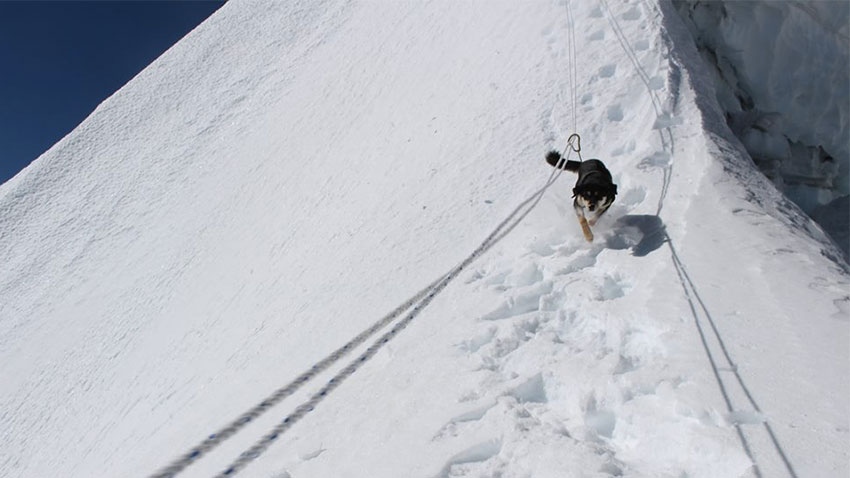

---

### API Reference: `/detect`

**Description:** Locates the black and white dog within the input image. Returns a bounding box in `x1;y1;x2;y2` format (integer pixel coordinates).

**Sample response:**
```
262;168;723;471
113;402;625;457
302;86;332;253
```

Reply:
545;150;617;242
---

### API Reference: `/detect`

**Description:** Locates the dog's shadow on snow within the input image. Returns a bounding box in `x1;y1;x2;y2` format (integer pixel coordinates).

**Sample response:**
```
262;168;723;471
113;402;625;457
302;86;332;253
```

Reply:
605;215;668;257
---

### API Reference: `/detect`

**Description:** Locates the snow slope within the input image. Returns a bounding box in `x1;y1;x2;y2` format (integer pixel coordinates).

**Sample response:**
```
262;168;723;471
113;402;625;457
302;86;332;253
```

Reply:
1;1;847;477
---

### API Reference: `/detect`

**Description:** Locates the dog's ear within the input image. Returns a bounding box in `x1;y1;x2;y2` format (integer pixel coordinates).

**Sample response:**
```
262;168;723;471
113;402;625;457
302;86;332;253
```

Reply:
572;184;585;198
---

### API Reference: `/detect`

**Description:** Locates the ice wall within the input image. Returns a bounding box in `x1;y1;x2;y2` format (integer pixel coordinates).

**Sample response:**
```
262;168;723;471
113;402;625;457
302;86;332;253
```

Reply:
673;0;849;256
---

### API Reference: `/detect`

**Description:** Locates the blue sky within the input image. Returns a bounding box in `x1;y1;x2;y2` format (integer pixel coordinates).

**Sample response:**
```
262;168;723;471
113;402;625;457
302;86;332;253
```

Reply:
0;0;224;185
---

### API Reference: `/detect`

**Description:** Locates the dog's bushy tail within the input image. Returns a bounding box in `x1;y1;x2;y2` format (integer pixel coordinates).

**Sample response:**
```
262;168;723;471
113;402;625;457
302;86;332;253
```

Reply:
545;150;580;172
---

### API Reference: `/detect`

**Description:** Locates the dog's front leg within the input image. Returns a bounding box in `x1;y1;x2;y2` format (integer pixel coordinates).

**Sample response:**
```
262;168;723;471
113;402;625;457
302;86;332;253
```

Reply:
577;215;594;242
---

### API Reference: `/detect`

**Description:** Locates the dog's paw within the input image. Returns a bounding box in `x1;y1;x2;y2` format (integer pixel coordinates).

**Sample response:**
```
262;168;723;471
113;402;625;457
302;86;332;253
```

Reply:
545;150;562;166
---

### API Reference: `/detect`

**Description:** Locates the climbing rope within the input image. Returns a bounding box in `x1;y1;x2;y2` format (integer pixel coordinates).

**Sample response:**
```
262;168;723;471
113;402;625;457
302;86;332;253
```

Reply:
566;0;579;134
566;132;583;161
212;141;580;476
149;272;449;478
151;139;580;477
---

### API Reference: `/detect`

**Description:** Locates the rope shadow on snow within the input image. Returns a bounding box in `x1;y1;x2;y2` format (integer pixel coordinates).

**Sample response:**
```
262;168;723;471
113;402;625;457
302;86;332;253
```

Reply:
605;214;667;257
667;238;798;478
606;211;797;476
603;3;798;475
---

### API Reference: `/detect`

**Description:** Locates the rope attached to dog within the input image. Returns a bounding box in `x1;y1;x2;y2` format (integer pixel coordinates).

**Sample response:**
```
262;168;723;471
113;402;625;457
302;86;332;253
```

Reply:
151;137;582;478
566;0;579;134
566;132;583;161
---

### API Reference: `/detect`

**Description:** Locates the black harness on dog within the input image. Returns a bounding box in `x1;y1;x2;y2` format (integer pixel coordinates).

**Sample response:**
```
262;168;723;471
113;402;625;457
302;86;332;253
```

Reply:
571;159;617;199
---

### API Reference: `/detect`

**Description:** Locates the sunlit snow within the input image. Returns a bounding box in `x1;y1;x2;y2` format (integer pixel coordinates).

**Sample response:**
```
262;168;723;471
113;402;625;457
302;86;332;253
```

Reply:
1;1;847;478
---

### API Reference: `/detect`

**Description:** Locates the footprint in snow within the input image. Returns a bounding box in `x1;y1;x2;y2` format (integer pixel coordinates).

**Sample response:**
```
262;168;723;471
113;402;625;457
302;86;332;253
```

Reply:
432;400;498;441
599;460;625;476
526;239;557;257
479;281;553;321
584;395;617;439
507;373;547;404
460;327;497;354
504;262;544;288
466;268;510;288
489;317;546;360
613;354;639;375
622;6;641;21
598;64;617;78
431;439;502;478
832;297;849;321
556;251;598;275
451;401;498;423
648;75;666;90
653;112;681;129
607;104;624;122
598;274;629;301
610;139;635;156
638;150;671;170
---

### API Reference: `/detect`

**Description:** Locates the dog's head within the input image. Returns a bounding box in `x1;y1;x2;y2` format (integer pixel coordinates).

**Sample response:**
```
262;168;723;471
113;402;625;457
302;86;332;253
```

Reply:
573;183;616;213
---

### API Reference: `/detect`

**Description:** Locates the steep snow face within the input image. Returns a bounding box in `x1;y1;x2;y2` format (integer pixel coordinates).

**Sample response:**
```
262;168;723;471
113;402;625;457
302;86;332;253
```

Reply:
673;0;850;256
1;1;848;478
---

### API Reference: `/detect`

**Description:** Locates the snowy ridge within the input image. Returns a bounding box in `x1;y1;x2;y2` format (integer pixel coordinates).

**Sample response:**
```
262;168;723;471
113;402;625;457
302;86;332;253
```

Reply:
1;1;847;478
673;0;850;257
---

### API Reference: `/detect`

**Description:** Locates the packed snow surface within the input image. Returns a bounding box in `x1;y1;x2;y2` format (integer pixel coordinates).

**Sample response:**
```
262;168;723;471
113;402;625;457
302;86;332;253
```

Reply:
1;1;847;478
